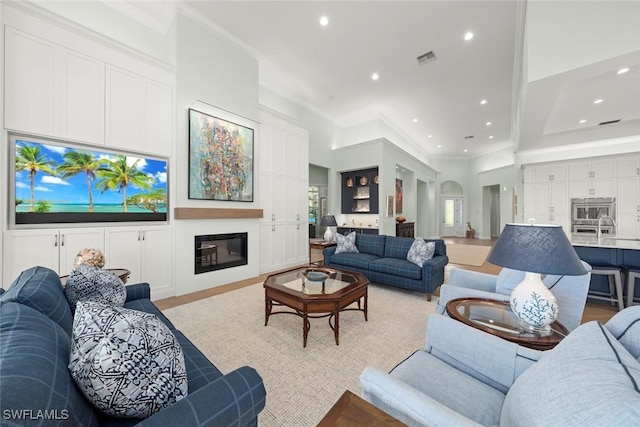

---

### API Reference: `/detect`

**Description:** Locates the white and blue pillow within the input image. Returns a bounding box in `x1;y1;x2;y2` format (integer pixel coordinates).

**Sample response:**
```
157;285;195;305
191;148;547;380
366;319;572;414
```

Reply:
69;301;188;418
64;264;126;311
335;231;359;254
407;238;435;267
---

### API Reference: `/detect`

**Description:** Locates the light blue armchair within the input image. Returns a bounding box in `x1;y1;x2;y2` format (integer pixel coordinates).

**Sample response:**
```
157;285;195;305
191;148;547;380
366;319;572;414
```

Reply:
360;306;640;426
436;261;592;331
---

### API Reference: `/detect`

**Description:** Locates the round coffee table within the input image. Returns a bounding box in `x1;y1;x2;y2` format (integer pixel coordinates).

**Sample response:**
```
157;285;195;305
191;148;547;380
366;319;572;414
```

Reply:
445;297;568;350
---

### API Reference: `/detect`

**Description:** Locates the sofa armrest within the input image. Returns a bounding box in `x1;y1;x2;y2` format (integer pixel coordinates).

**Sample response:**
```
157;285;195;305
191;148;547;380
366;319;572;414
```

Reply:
423;254;448;272
448;268;498;292
137;366;266;427
125;282;151;302
360;367;482;427
436;284;510;315
323;246;337;263
425;314;541;391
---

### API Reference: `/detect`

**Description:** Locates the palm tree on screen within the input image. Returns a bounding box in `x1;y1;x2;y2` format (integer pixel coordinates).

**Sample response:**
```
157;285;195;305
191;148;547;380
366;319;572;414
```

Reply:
15;144;57;213
57;150;104;213
95;155;153;212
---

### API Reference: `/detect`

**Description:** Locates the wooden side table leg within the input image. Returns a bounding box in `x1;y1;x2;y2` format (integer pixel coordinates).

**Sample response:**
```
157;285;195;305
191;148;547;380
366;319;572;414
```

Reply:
303;311;309;348
334;308;340;345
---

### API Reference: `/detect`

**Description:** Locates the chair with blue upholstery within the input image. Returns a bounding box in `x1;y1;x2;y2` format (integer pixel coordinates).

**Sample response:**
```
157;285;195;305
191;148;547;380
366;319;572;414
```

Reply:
437;261;592;332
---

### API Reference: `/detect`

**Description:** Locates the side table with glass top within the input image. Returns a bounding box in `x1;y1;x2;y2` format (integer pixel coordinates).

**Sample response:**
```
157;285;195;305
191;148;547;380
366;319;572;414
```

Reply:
445;297;568;350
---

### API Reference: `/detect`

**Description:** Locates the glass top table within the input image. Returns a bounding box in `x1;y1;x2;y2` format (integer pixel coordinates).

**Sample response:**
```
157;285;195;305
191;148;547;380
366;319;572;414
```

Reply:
445;298;568;350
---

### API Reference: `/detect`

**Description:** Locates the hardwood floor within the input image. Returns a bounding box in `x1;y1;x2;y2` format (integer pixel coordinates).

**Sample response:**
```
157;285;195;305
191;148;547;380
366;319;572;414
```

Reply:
155;237;618;324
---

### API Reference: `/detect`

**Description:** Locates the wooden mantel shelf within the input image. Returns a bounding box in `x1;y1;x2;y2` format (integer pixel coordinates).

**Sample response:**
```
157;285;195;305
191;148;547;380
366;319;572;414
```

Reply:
174;207;264;220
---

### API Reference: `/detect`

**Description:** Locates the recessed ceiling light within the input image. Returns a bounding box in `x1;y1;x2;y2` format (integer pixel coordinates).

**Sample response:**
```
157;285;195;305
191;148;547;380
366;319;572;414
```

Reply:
486;121;492;126
480;99;487;105
464;32;474;41
579;119;587;124
593;99;603;104
488;135;494;139
464;149;469;153
428;134;433;138
412;118;418;123
617;67;630;74
436;144;442;148
371;73;379;81
319;16;329;26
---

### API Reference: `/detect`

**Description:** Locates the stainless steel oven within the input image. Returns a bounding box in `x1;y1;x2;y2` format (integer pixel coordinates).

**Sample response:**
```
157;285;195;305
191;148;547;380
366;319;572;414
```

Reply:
571;197;616;234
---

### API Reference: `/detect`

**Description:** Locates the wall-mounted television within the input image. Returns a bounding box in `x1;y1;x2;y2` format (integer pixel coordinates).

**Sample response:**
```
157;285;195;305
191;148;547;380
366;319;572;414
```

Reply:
10;135;168;226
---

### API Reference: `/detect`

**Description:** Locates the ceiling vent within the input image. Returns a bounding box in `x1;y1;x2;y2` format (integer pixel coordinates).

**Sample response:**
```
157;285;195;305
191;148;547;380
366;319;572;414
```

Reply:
598;119;621;126
464;135;474;139
417;51;436;66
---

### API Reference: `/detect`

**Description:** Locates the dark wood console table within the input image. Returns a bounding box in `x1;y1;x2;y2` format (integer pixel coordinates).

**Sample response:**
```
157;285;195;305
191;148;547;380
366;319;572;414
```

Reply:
396;222;414;238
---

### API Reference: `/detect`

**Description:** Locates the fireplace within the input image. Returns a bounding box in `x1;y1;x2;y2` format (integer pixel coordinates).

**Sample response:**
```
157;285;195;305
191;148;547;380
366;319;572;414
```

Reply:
195;233;248;274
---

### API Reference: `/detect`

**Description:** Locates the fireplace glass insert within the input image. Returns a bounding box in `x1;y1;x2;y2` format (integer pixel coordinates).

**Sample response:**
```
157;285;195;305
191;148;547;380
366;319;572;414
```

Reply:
195;232;248;274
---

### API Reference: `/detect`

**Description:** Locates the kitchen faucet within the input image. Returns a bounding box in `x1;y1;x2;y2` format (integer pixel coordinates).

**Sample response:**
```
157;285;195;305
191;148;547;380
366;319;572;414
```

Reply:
597;215;617;239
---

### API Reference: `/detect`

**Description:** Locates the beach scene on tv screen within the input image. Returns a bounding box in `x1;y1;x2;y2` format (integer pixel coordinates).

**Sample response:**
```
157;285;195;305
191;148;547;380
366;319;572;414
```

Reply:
14;139;167;220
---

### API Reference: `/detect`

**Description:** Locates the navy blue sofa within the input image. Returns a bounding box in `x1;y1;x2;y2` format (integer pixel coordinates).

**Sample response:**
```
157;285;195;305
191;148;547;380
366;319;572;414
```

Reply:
0;266;266;427
323;234;448;300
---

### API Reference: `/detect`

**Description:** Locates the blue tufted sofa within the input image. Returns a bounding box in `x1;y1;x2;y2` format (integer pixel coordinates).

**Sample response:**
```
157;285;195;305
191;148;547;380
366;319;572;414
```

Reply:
323;234;448;300
0;266;266;427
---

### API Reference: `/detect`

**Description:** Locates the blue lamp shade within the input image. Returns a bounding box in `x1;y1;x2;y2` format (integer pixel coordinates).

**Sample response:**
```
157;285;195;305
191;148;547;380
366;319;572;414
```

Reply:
487;223;586;276
487;223;586;336
320;215;338;227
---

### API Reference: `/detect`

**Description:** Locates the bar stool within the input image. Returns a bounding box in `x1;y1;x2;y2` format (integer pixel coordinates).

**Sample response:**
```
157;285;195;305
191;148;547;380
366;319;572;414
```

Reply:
624;267;640;307
588;266;625;311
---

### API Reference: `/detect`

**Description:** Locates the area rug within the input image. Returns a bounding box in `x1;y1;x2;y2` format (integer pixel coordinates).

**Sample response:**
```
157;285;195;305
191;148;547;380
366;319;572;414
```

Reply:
447;244;492;267
162;282;437;426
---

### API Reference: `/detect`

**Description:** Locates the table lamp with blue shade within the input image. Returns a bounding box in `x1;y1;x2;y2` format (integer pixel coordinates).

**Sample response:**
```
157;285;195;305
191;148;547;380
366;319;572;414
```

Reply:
320;214;338;242
487;223;587;336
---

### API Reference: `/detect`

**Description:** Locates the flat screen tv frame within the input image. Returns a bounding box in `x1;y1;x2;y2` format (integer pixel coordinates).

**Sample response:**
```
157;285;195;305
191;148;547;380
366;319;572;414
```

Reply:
9;134;169;229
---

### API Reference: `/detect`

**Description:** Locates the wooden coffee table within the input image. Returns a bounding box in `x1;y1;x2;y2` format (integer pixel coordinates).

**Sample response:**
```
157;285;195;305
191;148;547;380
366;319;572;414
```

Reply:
317;390;405;426
263;267;368;347
446;297;568;350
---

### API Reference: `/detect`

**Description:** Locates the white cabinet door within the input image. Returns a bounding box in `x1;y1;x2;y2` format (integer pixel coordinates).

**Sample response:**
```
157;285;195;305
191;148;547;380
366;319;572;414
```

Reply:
618;176;640;214
4;27;56;136
617;214;640;239
58;228;105;275
592;160;617;179
618;157;640;178
62;50;105;144
569;163;591;181
591;178;616;197
106;66;144;151
259;224;286;273
550;181;569;214
569;180;591;198
3;230;59;283
144;80;173;155
140;227;172;295
104;228;142;283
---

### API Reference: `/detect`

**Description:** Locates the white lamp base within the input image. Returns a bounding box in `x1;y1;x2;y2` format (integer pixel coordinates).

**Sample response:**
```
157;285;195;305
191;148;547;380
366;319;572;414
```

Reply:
324;228;334;242
510;272;558;337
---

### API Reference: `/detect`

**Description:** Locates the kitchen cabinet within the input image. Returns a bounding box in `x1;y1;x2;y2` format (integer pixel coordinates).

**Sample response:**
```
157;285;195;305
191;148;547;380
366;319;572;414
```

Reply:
534;165;568;183
341;168;379;214
4;27;105;145
617;157;640;238
258;110;309;274
523;180;569;234
104;226;172;299
569;160;617;197
2;228;104;284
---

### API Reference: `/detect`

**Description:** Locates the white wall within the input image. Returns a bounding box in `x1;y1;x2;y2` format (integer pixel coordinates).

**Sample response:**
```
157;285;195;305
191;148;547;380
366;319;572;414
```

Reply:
173;13;261;295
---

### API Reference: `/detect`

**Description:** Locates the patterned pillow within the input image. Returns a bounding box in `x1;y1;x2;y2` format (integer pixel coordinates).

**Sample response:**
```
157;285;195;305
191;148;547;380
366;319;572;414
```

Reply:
334;231;359;254
64;264;126;311
406;238;435;267
69;301;188;418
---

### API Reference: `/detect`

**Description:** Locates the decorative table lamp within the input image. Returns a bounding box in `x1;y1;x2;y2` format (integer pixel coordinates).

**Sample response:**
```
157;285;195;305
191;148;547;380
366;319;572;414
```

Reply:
487;223;586;336
320;214;338;242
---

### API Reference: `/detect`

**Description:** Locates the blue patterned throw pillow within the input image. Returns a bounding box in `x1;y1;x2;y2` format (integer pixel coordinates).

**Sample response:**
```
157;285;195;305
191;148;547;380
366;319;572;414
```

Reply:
407;238;435;267
65;264;126;311
69;301;188;418
335;231;359;254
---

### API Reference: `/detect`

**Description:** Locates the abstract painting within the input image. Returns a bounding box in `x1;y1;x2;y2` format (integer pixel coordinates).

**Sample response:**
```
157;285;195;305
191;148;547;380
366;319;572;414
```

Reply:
189;109;254;201
395;178;403;214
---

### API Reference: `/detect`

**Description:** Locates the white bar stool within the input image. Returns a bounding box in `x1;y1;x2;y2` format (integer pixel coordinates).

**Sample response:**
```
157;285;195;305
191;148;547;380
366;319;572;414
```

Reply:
588;266;624;311
624;267;640;307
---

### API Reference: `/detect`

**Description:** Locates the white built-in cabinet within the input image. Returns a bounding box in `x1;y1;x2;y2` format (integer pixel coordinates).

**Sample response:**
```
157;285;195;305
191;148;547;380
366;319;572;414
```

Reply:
617;157;640;238
523;165;570;233
568;159;617;197
4;27;105;145
104;227;172;298
258;110;309;274
2;228;105;284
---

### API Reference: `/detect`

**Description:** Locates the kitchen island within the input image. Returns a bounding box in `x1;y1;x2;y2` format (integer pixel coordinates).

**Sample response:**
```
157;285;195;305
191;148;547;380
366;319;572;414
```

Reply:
571;235;640;306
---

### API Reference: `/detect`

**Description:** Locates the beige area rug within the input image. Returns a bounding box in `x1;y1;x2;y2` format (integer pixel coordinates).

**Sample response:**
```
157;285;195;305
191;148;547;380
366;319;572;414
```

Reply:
447;244;492;267
162;282;437;426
